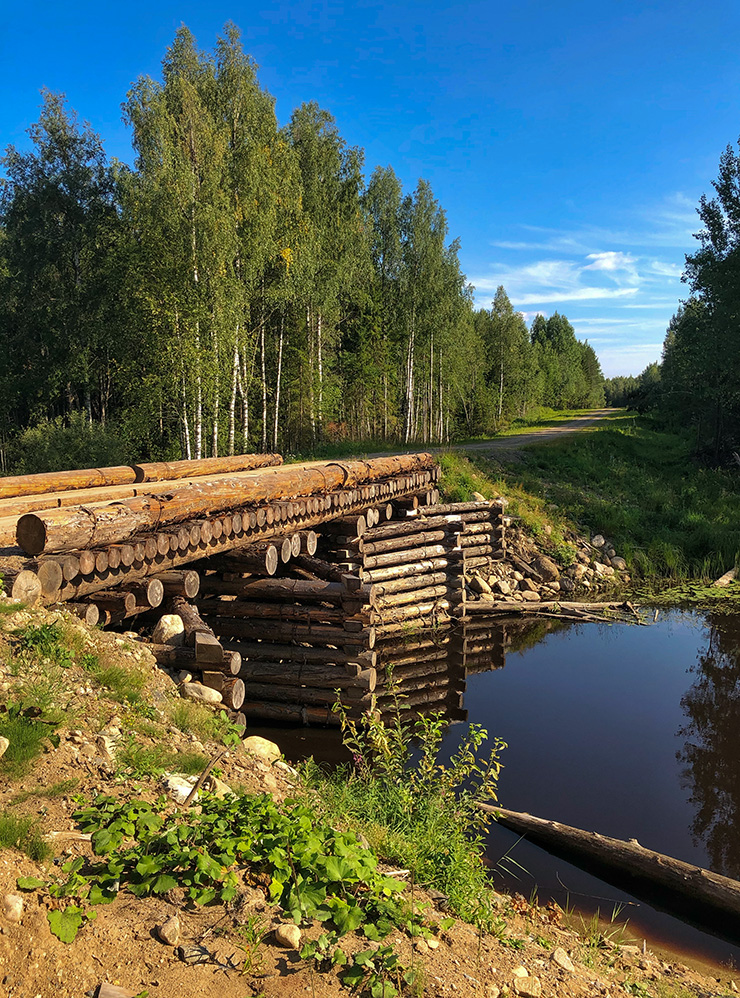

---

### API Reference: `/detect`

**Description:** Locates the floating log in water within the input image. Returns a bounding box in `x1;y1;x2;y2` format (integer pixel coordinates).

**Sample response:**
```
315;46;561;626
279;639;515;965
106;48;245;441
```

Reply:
483;805;740;941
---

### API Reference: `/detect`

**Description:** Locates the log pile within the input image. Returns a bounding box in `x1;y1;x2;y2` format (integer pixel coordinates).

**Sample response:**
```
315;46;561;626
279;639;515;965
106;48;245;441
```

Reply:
0;453;440;607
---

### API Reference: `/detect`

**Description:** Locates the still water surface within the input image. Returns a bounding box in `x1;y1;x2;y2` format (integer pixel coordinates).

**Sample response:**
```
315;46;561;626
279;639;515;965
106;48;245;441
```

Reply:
256;609;740;968
466;610;740;968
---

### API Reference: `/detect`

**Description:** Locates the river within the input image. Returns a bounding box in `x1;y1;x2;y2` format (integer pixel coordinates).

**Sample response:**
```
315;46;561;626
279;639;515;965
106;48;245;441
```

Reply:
252;607;740;970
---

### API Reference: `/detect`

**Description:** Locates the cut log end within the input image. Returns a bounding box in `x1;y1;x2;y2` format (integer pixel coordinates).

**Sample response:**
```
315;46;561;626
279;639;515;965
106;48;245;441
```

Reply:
16;514;46;557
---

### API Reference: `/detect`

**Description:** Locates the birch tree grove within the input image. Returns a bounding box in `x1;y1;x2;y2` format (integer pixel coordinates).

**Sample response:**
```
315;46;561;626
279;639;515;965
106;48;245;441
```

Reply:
0;23;605;472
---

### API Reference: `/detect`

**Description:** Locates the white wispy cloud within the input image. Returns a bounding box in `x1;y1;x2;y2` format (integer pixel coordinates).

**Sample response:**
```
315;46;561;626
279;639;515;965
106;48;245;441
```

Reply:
513;287;639;305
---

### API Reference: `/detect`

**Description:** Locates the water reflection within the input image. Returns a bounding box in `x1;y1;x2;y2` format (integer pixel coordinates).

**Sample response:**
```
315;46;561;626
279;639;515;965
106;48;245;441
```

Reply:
678;613;740;878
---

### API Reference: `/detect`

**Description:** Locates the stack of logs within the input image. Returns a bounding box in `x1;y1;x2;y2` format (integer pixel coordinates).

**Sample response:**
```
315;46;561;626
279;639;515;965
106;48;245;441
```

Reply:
0;453;440;614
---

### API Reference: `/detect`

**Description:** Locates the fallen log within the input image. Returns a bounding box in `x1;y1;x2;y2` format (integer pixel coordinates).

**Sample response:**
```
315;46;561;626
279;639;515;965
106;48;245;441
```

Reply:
482;804;740;941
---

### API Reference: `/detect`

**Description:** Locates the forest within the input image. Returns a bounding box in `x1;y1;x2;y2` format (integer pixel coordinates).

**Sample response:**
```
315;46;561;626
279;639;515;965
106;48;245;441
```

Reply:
604;134;740;464
0;24;605;473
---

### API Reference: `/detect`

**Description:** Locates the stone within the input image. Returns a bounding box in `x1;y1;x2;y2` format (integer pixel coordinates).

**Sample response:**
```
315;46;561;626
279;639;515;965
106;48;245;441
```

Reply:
177;670;193;684
2;895;23;923
180;682;222;704
414;937;429;953
573;563;587;581
243;735;281;764
95;734;118;761
470;575;492;595
611;555;627;571
487;988;500;998
607;547;616;558
551;947;574;972
512;571;524;582
176;944;211;964
274;922;302;948
593;562;615;577
512;967;529;978
591;534;605;548
162;774;198;804
427;937;440;950
274;759;299;779
472;491;488;502
493;580;511;595
0;737;8;760
519;578;538;592
206;775;235;798
532;554;560;582
559;577;575;593
520;590;541;602
152;614;186;647
157;914;181;946
513;977;541;997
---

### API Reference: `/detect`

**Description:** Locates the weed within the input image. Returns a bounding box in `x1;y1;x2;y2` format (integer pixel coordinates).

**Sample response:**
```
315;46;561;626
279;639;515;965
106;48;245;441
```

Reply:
10;778;78;805
115;739;208;778
303;682;506;929
167;700;243;747
81;651;147;705
234;913;267;975
0;811;51;861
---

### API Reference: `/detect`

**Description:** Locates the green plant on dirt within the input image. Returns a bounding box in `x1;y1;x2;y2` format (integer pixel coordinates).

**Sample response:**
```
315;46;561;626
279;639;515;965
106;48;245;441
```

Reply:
0;811;52;861
80;650;147;705
234;913;268;975
167;700;244;747
17;786;420;977
302;681;506;928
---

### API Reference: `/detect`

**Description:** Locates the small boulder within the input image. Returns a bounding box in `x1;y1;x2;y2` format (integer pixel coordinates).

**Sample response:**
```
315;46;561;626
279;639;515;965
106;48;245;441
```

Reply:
519;578;538;593
470;575;492;595
157;914;181;946
472;491;488;502
0;736;9;760
2;894;23;922
243;736;281;764
559;577;576;593
180;682;222;704
274;922;302;949
593;562;615;577
520;590;541;602
513;977;542;997
611;555;627;571
591;534;606;548
162;774;198;804
493;579;512;596
152;614;186;647
532;554;560;582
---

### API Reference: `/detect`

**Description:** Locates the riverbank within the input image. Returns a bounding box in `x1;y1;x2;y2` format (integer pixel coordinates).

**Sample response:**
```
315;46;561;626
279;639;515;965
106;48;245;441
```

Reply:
0;599;737;997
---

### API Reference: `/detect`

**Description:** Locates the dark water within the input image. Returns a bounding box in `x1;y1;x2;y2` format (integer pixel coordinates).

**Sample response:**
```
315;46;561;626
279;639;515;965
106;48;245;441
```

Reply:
253;608;740;969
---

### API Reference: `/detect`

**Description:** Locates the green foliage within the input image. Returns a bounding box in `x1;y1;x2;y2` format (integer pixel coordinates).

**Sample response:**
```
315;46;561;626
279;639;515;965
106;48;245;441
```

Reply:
304;686;506;928
0;812;51;861
0;704;59;779
9;413;128;474
79;650;147;705
115;740;208;778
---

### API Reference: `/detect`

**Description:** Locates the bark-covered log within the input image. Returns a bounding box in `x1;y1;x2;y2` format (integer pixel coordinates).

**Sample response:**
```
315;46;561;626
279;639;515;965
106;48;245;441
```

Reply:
206;616;376;649
16;453;435;555
223;639;376;668
361;529;450;558
239;680;371;708
133;453;282;483
483;805;740;938
371;571;449;597
152;569;200;599
199;576;373;605
363;557;450;584
238;660;376;690
146;643;241;675
0;465;137;500
376;584;451;608
200;673;246;709
87;590;136;614
197;598;372;627
63;601;100;626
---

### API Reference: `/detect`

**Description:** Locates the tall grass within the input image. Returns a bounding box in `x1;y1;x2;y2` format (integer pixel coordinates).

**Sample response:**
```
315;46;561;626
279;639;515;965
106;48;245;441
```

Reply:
461;415;740;580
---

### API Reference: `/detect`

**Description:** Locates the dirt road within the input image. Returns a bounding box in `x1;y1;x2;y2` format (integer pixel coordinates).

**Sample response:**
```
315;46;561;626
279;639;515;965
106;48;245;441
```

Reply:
446;407;617;454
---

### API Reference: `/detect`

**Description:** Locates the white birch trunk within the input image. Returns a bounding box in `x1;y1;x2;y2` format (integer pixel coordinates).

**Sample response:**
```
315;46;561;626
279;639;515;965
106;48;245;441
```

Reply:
273;312;284;452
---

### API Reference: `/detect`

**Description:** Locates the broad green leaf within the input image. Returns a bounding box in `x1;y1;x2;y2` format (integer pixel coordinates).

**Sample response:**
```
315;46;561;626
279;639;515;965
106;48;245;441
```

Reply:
16;876;45;890
47;907;84;944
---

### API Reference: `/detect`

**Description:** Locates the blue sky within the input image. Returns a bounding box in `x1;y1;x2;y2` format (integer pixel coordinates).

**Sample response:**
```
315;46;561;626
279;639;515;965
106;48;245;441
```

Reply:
2;1;739;377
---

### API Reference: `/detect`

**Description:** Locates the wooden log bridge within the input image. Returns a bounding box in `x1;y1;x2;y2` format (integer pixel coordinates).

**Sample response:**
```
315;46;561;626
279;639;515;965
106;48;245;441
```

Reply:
482;805;740;942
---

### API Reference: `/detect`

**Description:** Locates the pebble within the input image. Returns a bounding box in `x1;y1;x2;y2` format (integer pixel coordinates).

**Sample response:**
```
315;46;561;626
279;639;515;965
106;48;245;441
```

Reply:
156;914;181;946
1;895;23;923
176;944;211;964
513;976;542;997
274;922;302;949
427;937;440;950
551;946;574;972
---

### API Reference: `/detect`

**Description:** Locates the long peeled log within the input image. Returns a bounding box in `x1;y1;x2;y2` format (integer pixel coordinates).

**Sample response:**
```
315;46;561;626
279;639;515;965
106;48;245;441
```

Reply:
132;453;282;483
484;805;740;935
16;454;435;556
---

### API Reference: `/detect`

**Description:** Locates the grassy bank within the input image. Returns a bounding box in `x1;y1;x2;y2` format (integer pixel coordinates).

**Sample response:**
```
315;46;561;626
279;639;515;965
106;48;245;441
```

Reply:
442;413;740;581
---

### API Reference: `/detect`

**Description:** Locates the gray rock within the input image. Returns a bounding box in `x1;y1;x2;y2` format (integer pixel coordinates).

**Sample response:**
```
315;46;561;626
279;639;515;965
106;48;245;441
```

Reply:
157;914;181;946
176;944;211;965
520;590;541;602
593;562;615;577
513;976;542;997
162;774;198;804
611;555;627;571
532;554;560;582
152;614;186;647
274;922;302;948
591;534;606;548
559;577;576;593
493;580;512;595
470;575;492;595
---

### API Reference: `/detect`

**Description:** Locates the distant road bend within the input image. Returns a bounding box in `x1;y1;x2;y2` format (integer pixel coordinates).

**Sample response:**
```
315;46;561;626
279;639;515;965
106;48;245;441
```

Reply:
447;407;616;454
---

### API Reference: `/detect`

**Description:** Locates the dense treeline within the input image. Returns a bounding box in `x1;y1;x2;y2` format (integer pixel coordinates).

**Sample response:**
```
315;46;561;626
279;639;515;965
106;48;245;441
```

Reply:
607;132;740;462
0;25;604;472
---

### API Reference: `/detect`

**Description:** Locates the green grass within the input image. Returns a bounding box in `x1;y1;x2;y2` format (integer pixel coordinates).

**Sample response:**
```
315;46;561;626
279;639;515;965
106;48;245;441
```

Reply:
0;708;59;779
0;811;52;862
80;651;147;705
9;779;78;805
115;740;209;778
447;414;740;581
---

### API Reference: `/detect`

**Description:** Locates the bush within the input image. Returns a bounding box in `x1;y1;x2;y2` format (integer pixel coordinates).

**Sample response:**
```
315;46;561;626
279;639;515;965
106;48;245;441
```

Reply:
9;411;128;474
